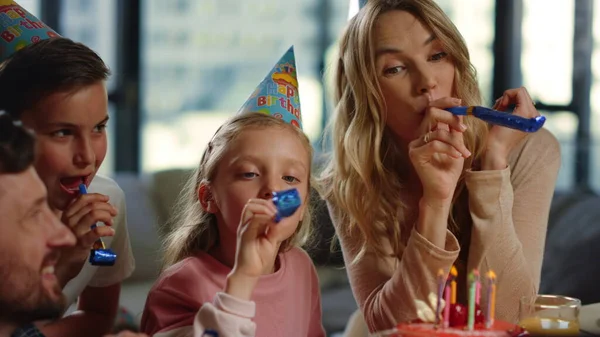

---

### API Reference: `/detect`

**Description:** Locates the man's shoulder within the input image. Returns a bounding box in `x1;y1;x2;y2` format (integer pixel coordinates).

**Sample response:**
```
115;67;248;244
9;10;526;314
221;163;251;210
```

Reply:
10;324;46;337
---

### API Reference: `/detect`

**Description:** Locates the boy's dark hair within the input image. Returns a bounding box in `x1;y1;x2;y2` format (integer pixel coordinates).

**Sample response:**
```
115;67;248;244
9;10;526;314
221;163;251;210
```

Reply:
0;113;35;174
0;37;111;119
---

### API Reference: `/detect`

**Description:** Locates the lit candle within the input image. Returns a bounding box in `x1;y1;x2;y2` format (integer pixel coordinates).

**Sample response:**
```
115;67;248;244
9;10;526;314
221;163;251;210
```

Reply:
450;265;457;304
474;269;481;305
467;271;476;331
485;271;497;329
435;269;445;327
443;283;451;328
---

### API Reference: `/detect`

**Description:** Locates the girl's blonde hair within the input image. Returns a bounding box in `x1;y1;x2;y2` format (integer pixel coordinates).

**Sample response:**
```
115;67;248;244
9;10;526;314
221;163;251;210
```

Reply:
163;112;315;269
318;0;489;262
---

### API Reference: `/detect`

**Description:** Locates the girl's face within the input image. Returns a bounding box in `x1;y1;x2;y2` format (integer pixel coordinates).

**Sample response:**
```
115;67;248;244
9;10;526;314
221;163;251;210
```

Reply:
373;10;456;144
20;82;109;212
207;126;310;240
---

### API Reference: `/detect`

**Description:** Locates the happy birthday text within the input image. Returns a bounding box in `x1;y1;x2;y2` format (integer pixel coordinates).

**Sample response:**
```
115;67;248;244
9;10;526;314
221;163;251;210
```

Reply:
0;5;46;43
255;81;301;120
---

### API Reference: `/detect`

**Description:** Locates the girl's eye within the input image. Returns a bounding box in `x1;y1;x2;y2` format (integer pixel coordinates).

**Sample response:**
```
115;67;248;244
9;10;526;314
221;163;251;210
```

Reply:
429;52;448;62
242;172;258;179
283;176;299;183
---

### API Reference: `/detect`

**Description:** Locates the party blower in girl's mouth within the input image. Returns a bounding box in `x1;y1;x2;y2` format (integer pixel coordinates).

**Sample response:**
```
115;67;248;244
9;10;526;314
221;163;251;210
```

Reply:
78;183;117;266
446;106;546;133
272;188;301;223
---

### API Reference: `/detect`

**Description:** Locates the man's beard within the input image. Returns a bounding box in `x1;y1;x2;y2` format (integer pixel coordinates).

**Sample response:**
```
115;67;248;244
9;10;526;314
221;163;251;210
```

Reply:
0;261;66;326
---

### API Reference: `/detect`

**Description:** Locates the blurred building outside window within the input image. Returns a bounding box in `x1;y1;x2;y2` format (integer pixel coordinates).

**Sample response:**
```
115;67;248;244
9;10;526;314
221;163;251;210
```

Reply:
14;0;600;194
140;0;349;172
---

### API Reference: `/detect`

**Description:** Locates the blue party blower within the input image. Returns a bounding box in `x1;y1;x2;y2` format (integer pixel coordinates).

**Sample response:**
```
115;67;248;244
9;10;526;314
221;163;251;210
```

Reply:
202;330;219;337
78;184;117;266
272;188;302;223
445;106;546;133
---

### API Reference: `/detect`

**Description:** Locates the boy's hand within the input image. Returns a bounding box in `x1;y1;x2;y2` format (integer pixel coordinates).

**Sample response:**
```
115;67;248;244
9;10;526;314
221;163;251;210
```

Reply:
55;193;117;286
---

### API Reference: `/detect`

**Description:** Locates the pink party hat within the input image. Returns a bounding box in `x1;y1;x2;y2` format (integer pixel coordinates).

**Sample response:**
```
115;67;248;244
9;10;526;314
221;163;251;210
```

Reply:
0;0;59;61
238;46;302;129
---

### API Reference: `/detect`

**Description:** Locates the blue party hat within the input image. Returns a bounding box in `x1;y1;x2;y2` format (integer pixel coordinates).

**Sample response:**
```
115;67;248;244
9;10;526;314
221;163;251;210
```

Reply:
0;0;59;62
238;46;302;129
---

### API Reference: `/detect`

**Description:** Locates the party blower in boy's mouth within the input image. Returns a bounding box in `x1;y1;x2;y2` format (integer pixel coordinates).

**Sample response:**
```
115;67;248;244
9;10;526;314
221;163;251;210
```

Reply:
78;183;117;266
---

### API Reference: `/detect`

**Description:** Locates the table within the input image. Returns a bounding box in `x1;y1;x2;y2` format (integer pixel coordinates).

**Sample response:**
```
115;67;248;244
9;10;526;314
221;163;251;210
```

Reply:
364;302;600;336
580;302;600;335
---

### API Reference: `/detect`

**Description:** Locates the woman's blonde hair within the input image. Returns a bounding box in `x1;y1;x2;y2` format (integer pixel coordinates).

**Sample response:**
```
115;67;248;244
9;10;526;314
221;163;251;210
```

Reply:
163;112;315;269
318;0;489;262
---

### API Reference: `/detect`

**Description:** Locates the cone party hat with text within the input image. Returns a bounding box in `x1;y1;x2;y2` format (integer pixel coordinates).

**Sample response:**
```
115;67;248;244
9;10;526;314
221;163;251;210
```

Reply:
0;0;59;62
237;46;303;129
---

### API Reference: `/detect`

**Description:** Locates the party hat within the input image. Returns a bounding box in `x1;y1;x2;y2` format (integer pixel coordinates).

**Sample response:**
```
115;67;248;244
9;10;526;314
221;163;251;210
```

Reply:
0;0;59;62
238;46;302;129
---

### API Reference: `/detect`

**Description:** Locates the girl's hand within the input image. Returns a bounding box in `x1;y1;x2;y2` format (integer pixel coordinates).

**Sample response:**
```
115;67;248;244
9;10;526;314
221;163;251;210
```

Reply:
484;87;539;170
226;198;299;300
408;97;471;204
55;193;117;286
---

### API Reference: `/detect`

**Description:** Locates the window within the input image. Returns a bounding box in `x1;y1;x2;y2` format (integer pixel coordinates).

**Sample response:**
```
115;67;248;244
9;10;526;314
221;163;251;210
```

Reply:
75;0;91;12
436;0;496;102
141;0;349;172
591;2;600;191
521;0;595;192
18;0;40;17
174;0;190;14
59;0;118;175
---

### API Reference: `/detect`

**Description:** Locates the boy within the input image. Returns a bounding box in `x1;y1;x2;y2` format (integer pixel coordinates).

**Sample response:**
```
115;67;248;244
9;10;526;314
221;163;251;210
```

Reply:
0;3;135;336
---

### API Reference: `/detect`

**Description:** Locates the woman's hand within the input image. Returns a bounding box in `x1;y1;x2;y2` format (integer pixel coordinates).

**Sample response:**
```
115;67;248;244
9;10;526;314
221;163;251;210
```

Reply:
225;198;299;301
55;193;117;286
409;97;471;204
483;87;539;170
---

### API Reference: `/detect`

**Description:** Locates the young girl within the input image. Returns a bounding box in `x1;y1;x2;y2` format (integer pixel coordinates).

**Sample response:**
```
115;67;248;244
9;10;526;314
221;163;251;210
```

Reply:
319;0;560;332
141;112;325;337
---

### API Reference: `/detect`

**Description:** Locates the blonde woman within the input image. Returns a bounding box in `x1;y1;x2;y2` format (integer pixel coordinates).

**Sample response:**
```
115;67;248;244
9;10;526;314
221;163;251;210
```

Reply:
319;0;560;332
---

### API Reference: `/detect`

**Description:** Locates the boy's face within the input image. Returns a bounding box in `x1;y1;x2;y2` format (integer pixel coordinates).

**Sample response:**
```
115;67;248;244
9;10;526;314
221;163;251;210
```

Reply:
20;82;109;211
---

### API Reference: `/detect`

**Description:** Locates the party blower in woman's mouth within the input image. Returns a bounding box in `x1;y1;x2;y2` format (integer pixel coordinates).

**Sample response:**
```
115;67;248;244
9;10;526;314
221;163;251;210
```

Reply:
78;183;117;266
446;106;546;133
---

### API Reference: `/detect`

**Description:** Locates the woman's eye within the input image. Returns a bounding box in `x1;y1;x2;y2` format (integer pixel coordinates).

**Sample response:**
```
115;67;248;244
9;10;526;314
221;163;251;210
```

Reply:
384;65;406;75
429;52;448;62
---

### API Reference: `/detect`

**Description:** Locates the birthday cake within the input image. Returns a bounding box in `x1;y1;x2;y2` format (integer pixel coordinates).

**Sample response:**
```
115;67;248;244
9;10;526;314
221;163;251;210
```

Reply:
373;268;528;337
390;320;527;337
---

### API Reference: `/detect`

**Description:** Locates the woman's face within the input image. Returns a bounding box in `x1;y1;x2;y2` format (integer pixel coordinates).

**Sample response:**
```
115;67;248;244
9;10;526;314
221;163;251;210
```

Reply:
373;10;456;144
